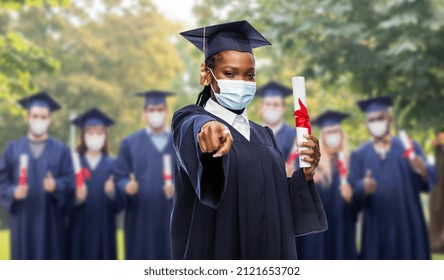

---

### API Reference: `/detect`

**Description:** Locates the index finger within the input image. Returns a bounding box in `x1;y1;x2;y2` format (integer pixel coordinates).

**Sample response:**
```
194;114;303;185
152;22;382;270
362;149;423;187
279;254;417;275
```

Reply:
213;132;233;158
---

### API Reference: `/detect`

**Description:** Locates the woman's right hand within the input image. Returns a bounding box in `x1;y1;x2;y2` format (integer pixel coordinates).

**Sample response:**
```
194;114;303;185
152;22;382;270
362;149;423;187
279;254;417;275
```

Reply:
198;121;233;158
75;186;88;205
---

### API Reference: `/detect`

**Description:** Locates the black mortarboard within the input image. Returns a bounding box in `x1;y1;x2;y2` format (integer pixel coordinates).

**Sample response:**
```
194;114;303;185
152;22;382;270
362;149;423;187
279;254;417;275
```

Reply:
313;110;350;128
17;91;61;112
71;108;114;128
256;81;292;99
357;96;393;114
135;90;174;106
180;20;271;60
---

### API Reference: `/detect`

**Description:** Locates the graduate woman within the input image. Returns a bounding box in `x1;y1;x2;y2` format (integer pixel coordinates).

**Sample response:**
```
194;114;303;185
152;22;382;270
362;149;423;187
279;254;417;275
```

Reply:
296;111;358;260
67;108;122;260
171;20;327;260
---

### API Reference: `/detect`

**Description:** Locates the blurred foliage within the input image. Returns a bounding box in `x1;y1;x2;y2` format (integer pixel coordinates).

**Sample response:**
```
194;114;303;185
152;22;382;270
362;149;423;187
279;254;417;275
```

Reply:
0;0;184;153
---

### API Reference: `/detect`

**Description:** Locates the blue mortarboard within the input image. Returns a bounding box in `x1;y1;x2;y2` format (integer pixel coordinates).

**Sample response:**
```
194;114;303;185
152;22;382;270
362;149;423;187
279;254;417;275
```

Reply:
17;91;61;112
71;108;114;128
357;96;393;114
135;90;174;106
256;81;292;99
313;110;350;128
180;20;271;60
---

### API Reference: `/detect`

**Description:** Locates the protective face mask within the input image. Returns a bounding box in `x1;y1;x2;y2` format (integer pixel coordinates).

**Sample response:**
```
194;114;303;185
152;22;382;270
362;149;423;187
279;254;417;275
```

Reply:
209;69;256;110
29;119;50;136
263;109;283;124
368;120;388;138
324;133;342;149
85;135;106;151
147;112;166;129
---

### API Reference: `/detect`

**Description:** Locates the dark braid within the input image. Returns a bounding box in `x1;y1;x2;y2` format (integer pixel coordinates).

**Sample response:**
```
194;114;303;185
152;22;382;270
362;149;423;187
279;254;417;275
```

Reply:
197;55;217;107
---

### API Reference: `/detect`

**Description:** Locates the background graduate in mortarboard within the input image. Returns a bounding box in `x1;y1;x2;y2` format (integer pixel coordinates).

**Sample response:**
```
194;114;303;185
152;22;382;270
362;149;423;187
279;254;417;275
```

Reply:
0;92;74;259
113;90;175;260
66;108;123;260
296;110;358;260
171;20;327;260
257;81;299;176
348;96;437;259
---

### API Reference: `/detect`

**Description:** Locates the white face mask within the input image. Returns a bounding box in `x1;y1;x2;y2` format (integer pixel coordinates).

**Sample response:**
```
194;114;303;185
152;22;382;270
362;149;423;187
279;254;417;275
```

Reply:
368;120;388;138
147;112;166;129
263;109;283;125
85;135;106;151
29;119;50;136
324;133;342;149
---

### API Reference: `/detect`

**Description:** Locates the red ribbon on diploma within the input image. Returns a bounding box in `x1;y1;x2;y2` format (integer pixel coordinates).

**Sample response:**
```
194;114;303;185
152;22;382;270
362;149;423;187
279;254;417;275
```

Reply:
163;173;173;181
337;159;347;177
19;168;27;186
294;98;311;134
402;140;414;159
76;167;91;188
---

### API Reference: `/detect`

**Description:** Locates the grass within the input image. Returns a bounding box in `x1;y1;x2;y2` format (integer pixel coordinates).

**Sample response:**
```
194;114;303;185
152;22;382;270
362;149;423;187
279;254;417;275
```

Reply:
1;228;443;260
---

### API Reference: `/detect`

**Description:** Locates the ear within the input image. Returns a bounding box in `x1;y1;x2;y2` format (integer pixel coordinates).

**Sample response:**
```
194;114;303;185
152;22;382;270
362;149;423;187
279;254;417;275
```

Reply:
200;63;210;86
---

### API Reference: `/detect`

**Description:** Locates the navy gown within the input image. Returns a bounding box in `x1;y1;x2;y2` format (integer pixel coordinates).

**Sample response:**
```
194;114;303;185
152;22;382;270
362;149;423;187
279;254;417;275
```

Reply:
171;105;328;260
114;129;175;260
274;123;296;161
67;154;122;259
296;160;358;260
0;136;74;259
349;137;437;259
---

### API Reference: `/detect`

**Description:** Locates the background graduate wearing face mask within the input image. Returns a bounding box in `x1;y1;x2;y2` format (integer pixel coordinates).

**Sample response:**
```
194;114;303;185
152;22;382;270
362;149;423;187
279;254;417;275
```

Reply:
113;90;175;260
296;111;358;260
172;20;327;260
348;96;437;259
257;81;299;176
0;92;74;259
66;108;123;260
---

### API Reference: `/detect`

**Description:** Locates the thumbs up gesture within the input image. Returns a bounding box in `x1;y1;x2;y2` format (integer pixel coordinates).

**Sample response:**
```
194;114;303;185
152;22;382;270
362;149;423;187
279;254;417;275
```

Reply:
363;169;377;196
125;173;138;196
104;175;115;196
44;172;56;193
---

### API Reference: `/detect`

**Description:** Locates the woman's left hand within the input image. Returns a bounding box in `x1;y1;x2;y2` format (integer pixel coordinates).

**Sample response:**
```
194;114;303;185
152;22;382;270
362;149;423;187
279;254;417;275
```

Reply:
297;134;321;182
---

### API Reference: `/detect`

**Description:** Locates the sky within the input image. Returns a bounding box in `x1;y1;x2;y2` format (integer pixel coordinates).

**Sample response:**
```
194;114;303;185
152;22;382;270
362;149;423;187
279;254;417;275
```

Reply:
152;0;196;25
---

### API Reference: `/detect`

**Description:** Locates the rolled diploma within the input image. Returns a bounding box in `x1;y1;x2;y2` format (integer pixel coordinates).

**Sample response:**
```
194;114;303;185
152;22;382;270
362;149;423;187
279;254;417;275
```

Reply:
338;151;348;186
292;76;310;168
72;152;84;188
163;154;173;184
399;130;416;159
19;154;28;186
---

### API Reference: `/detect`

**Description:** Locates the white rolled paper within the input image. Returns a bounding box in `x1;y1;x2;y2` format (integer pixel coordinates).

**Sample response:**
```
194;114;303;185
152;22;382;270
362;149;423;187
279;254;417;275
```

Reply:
338;151;348;185
399;130;415;159
292;76;310;168
163;154;173;184
19;154;28;170
72;152;82;173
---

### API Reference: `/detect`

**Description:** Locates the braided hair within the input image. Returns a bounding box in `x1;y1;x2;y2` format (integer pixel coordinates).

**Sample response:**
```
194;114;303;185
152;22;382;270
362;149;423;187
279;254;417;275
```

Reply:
196;54;218;107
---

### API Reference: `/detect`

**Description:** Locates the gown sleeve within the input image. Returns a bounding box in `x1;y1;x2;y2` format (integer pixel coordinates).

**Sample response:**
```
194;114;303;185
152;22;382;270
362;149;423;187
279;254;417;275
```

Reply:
348;149;366;211
412;141;437;193
265;127;328;237
172;106;230;209
53;145;75;210
0;143;17;214
113;138;132;207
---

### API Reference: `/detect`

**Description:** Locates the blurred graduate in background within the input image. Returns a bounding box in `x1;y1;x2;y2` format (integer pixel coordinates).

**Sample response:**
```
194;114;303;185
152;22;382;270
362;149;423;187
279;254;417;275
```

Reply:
349;96;437;259
114;91;175;260
66;108;122;260
0;92;74;259
257;81;299;177
171;20;326;260
429;128;444;253
296;111;358;260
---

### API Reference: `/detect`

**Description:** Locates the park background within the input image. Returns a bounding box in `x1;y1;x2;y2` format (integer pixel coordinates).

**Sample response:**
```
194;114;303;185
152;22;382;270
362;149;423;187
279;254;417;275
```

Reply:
0;0;443;259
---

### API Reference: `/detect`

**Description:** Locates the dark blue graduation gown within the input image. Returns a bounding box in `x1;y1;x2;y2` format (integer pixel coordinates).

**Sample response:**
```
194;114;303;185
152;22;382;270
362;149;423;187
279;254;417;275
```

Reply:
296;161;358;260
114;129;175;260
274;124;296;161
0;136;74;259
67;154;122;259
349;137;437;260
170;105;328;260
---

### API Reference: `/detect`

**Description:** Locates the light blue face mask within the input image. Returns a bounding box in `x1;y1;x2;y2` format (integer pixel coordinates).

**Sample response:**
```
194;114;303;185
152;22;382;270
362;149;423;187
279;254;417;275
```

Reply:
209;69;256;110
